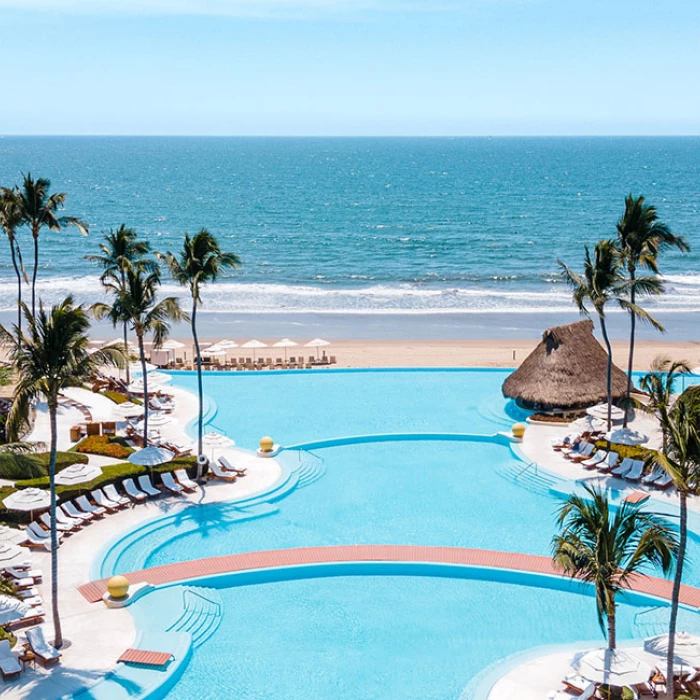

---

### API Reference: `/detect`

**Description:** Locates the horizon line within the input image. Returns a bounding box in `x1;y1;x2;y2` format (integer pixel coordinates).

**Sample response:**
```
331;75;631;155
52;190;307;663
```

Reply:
2;133;700;139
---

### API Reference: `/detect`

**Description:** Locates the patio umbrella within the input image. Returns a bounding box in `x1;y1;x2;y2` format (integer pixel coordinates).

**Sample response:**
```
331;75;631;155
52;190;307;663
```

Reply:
305;337;331;358
128;446;174;479
214;340;239;349
202;431;235;459
273;338;298;361
161;339;186;350
586;404;625;423
645;632;700;667
241;339;267;360
2;488;51;518
0;525;28;546
115;401;144;418
0;595;32;626
0;542;29;567
570;416;607;433
55;463;103;486
147;411;173;427
605;427;649;446
572;648;654;687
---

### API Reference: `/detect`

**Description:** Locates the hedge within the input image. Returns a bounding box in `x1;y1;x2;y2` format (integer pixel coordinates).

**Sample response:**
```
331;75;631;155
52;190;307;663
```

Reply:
594;440;657;464
0;450;88;480
73;435;134;459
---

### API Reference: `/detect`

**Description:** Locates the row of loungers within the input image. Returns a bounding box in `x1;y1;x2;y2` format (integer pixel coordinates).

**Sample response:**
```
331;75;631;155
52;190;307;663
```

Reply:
0;626;61;680
168;356;338;371
0;562;45;633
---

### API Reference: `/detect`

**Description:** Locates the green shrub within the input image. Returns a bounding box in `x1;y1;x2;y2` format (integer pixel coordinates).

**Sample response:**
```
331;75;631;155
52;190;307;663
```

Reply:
0;627;17;649
33;451;89;470
74;435;133;459
594;441;657;463
0;450;87;480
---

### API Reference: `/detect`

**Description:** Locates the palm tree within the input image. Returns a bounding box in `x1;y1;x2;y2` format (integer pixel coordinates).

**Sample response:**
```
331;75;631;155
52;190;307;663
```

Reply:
163;230;240;474
615;195;689;426
639;356;691;452
12;174;88;317
86;226;153;389
553;484;677;650
651;393;700;698
0;187;27;332
94;267;185;443
0;298;124;648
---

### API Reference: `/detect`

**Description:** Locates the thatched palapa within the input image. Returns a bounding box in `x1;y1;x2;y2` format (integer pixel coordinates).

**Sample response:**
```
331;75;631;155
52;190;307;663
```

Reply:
502;319;628;411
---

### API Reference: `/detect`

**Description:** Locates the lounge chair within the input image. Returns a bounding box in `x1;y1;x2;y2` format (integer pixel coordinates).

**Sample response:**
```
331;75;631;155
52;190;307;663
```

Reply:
219;456;247;476
160;472;184;495
611;457;634;477
6;607;44;630
642;467;664;485
75;495;107;518
26;626;61;666
90;489;122;511
654;472;673;489
562;674;593;695
103;484;130;508
560;439;588;457
123;478;148;502
23;528;52;549
137;475;160;498
27;522;53;541
595;451;619;473
581;450;607;469
4;566;42;582
568;443;595;462
39;512;74;533
55;507;83;529
624;460;645;482
61;501;93;522
0;639;21;679
208;462;237;482
174;469;197;491
2;569;34;589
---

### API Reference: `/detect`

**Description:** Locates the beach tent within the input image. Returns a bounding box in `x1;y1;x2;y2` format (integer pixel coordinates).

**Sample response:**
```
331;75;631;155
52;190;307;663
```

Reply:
501;319;628;412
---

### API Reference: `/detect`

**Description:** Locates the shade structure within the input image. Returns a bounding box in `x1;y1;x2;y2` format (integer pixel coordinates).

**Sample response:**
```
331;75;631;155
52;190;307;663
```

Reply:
273;338;297;361
502;320;629;411
115;401;144;418
570;416;607;433
146;411;172;427
55;463;103;486
305;337;331;358
0;542;29;567
242;339;267;360
605;427;649;446
128;446;174;467
161;339;186;350
0;525;28;546
645;632;700;667
572;648;654;687
0;595;32;626
587;404;625;422
2;488;50;513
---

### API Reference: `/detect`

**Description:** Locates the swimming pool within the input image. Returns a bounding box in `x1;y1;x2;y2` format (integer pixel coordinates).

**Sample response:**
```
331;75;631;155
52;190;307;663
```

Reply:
94;369;700;699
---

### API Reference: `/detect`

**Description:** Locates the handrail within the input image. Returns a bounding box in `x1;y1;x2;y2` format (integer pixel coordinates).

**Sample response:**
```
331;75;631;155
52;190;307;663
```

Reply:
515;461;538;478
296;447;324;465
183;587;222;616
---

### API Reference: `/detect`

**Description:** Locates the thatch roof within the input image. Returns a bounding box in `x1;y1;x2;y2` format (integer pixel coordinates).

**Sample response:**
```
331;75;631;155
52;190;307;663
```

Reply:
502;319;629;411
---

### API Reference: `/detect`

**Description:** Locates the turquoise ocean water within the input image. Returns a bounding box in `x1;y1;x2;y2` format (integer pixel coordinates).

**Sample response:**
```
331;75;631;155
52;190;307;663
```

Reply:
1;137;698;336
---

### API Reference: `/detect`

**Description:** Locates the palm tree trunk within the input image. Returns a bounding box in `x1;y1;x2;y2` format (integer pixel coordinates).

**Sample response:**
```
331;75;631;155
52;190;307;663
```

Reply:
138;334;149;447
8;239;22;332
624;267;636;429
122;270;130;394
607;592;616;650
31;228;39;318
48;400;63;648
667;491;687;700
191;296;204;480
599;314;614;433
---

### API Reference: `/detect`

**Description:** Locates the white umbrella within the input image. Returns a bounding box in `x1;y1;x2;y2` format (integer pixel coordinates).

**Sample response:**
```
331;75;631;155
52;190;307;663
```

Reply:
108;338;137;351
202;432;234;448
147;411;172;427
115;401;144;418
0;595;32;626
572;648;654;686
0;525;28;546
55;463;103;486
129;362;158;375
201;348;226;357
161;339;186;350
273;338;298;361
146;371;172;385
305;337;331;358
0;542;29;567
242;339;267;360
2;488;50;514
570;416;607;433
128;446;174;467
214;339;238;349
645;632;700;667
605;427;649;446
587;404;625;423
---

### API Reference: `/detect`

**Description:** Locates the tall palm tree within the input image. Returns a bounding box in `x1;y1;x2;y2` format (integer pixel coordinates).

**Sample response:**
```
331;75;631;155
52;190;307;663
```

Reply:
0;298;124;648
94;267;185;443
86;226;153;389
163;230;240;474
13;174;88;317
0;187;27;332
639;356;691;452
553;484;677;650
615;195;689;426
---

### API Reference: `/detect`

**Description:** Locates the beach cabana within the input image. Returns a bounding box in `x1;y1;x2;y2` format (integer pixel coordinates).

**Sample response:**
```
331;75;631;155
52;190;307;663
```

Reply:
502;319;628;412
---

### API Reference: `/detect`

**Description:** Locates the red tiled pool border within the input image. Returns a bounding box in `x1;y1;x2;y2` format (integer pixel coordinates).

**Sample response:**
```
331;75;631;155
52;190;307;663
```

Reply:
77;545;700;608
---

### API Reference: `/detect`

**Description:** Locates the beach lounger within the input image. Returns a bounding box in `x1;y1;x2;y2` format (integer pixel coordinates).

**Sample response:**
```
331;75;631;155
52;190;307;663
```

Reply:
0;639;21;679
624;460;645;482
219;456;247;476
568;443;595;462
161;472;184;495
4;566;42;582
561;674;590;694
26;626;61;666
23;528;52;549
75;495;107;518
91;489;122;511
61;501;93;522
654;472;673;489
642;467;664;485
174;469;197;491
6;607;44;630
208;462;237;482
595;451;619;472
39;512;74;533
103;484;130;508
123;478;148;502
611;457;634;477
581;450;607;469
55;507;83;529
137;475;161;498
2;569;34;588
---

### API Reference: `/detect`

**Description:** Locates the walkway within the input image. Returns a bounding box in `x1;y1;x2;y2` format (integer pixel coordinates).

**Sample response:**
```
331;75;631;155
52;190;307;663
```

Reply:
78;544;700;608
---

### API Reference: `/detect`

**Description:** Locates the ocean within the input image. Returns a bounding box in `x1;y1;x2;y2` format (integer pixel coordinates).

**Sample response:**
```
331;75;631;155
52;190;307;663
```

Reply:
0;136;698;339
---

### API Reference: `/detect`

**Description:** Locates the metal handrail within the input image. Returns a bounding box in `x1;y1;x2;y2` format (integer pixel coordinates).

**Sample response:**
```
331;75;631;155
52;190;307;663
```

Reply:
183;588;222;616
515;461;538;478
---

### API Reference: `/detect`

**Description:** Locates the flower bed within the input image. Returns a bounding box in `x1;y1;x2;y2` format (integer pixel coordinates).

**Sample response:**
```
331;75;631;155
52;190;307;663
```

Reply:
74;435;134;459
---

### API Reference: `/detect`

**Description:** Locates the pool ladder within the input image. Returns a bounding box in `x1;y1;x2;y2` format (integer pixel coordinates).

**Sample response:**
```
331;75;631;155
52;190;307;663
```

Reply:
167;587;223;648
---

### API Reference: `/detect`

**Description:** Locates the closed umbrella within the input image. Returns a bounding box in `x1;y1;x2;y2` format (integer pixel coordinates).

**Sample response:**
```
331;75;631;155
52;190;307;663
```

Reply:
273;338;298;361
55;463;103;486
305;337;331;359
242;339;267;361
572;648;654;687
0;595;33;626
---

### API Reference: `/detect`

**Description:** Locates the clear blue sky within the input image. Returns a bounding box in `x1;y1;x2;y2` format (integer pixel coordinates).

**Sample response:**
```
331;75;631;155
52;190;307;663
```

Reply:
1;0;699;135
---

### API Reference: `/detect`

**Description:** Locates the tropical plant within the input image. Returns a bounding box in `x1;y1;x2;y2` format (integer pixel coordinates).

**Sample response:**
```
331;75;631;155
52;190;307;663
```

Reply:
85;226;153;390
12;174;88;317
651;391;700;699
639;356;691;452
93;266;185;442
0;188;27;332
163;229;240;475
615;195;689;426
553;484;677;650
0;298;124;648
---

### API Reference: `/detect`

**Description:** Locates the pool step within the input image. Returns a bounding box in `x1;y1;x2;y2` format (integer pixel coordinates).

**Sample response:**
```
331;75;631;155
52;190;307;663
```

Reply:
166;586;223;648
294;451;327;489
496;461;558;496
477;394;517;429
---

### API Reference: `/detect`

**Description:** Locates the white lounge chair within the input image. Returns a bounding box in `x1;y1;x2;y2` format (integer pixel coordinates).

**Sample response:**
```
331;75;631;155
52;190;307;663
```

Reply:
123;478;147;502
0;639;21;679
561;440;590;457
2;569;33;589
209;462;237;482
642;467;664;485
596;452;619;472
55;507;83;529
611;457;634;477
568;443;595;462
22;527;51;550
26;626;61;665
624;460;645;482
174;469;197;491
75;495;107;518
654;472;673;489
39;512;74;532
581;450;607;469
219;456;247;476
27;521;60;542
103;484;130;507
137;475;160;498
4;565;42;582
90;489;121;511
61;501;92;522
161;472;184;495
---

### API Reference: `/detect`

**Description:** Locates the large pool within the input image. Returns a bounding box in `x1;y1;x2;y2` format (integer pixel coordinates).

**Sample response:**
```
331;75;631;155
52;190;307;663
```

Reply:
95;369;700;700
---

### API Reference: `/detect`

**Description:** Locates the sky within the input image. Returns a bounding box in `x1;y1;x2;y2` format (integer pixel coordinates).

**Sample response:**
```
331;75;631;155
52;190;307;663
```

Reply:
0;0;699;135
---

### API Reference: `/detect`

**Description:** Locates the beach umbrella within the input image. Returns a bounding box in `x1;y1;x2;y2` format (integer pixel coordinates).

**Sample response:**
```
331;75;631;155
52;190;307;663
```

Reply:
2;488;51;518
161;339;186;350
0;542;29;567
147;411;173;427
215;340;238;349
586;404;625;423
273;338;298;361
242;339;267;360
129;362;158;376
605;427;649;446
115;401;143;418
55;463;103;486
128;446;174;468
0;595;32;626
572;648;654;687
645;632;700;667
570;416;607;433
305;337;331;359
0;525;28;546
202;431;235;459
